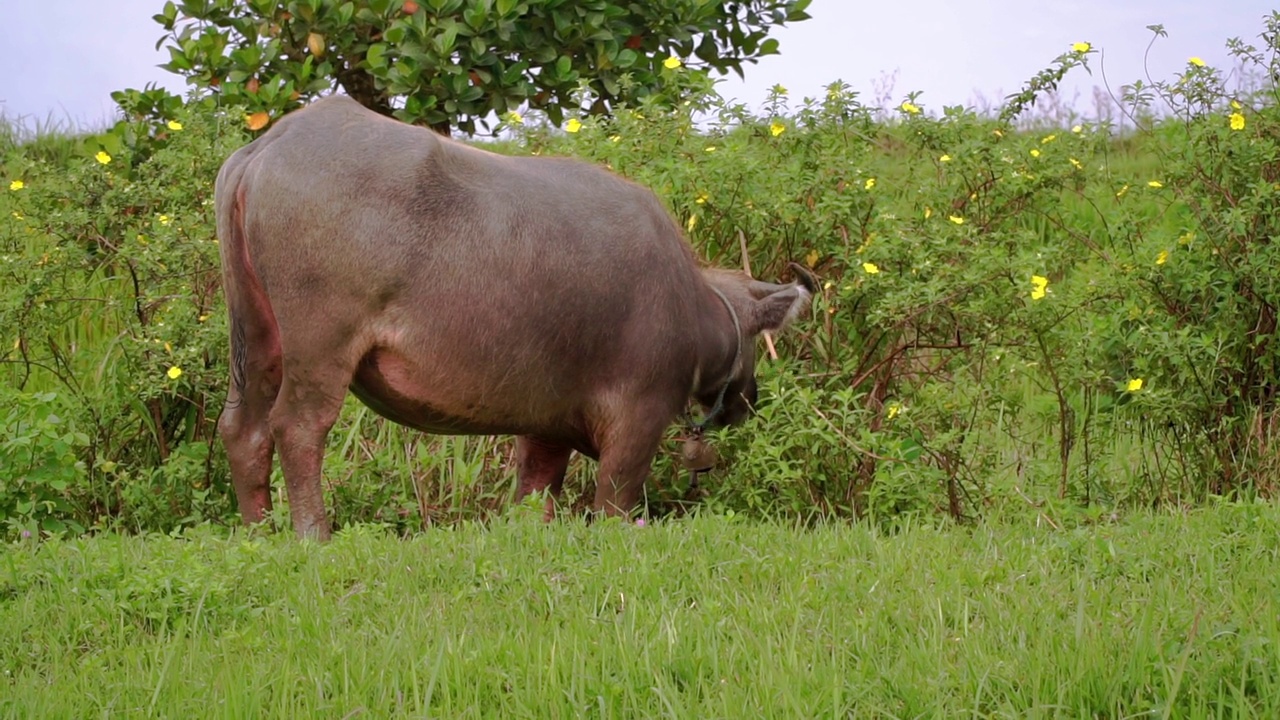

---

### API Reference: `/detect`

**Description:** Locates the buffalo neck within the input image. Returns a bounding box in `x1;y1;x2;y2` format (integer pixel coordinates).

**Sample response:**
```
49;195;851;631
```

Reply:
693;281;743;401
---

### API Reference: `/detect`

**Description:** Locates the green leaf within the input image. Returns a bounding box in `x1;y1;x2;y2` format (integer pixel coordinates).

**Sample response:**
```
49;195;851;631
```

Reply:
164;46;193;72
366;42;388;68
434;24;459;55
463;3;489;30
385;24;407;44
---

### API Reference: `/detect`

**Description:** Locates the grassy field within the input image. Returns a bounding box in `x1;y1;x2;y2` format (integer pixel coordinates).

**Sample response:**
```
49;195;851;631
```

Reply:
3;504;1278;718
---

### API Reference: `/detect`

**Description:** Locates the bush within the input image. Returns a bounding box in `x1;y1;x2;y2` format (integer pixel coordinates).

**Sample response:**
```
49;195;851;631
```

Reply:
0;389;89;536
4;14;1280;537
2;102;243;535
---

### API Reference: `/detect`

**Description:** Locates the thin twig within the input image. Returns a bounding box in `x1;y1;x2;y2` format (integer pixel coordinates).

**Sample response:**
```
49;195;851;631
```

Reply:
738;229;753;277
811;406;906;464
1013;484;1060;530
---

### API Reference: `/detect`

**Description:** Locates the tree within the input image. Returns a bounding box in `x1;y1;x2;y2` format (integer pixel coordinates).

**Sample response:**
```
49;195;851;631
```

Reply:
152;0;812;135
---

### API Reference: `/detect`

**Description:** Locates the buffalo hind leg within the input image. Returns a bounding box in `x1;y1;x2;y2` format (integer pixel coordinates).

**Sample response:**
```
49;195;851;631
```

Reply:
218;319;283;526
269;356;358;541
515;436;572;521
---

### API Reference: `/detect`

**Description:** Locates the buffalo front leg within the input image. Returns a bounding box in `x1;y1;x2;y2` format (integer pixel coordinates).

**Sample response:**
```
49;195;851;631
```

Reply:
591;416;669;519
514;436;572;521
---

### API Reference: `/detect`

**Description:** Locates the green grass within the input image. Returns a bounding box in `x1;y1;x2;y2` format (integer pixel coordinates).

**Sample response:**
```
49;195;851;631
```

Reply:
3;504;1279;717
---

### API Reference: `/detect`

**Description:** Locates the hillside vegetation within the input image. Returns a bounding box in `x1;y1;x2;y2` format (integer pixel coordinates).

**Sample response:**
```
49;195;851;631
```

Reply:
3;19;1280;537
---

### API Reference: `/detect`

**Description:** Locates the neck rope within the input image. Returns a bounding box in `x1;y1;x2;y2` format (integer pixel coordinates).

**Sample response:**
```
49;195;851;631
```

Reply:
690;286;742;434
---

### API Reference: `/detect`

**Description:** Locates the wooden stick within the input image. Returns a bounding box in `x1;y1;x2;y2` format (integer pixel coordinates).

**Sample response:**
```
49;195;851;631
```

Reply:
762;328;779;361
739;230;779;360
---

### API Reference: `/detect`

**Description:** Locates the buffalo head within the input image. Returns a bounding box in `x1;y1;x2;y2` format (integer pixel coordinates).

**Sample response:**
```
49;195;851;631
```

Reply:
693;262;820;429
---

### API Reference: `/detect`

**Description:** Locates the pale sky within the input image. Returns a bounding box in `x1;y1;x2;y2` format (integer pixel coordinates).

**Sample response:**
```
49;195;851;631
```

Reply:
1;0;1274;134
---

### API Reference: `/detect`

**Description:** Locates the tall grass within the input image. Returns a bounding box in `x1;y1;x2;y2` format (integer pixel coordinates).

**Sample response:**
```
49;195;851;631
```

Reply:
0;111;105;167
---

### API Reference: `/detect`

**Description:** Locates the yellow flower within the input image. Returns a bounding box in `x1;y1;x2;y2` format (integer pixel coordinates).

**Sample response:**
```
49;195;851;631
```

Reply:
1071;124;1083;133
1030;275;1049;300
939;154;952;162
695;192;708;205
1041;134;1056;143
1229;113;1245;131
900;101;921;115
1072;41;1091;53
1156;250;1169;265
198;315;209;323
8;179;23;191
158;214;172;226
1126;377;1143;392
886;402;902;420
949;215;964;225
1116;184;1130;198
1178;231;1195;246
924;207;933;219
770;120;786;137
167;366;183;380
686;214;698;232
806;249;820;268
1230;100;1242;110
704;146;717;153
663;56;682;70
505;111;523;125
992;129;1003;138
95;151;112;165
864;177;876;190
1069;158;1083;169
1030;148;1041;158
565;118;582;133
609;135;621;143
1188;56;1205;67
166;120;183;131
11;211;23;220
862;262;880;274
1147;180;1163;188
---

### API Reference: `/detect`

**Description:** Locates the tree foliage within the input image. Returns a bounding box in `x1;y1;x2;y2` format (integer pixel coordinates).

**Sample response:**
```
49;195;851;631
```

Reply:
152;0;812;134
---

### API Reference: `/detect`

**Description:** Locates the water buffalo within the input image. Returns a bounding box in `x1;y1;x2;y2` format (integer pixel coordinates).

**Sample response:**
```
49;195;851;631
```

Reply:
213;95;815;540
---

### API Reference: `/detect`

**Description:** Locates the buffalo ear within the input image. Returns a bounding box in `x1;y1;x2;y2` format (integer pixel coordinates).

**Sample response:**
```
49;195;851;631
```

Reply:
751;284;812;334
786;262;820;294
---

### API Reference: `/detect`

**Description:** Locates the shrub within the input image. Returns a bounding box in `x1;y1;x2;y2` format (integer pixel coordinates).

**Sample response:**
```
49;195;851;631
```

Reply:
4;14;1280;536
2;103;243;535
